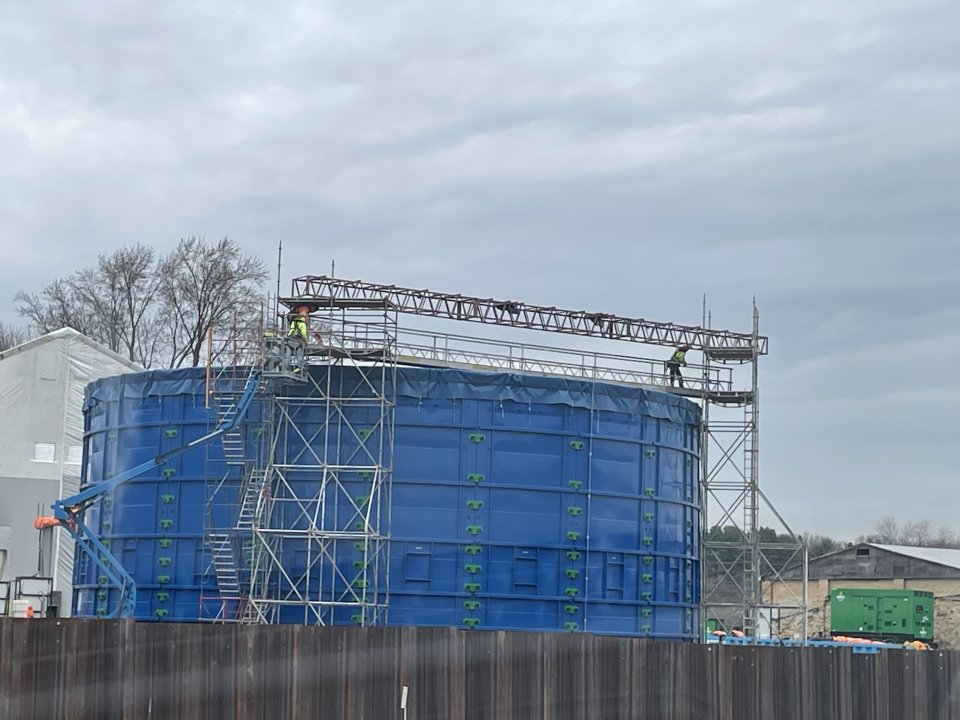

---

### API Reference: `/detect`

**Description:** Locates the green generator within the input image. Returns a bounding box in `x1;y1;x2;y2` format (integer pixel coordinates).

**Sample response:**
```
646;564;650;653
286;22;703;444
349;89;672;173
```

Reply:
830;588;934;642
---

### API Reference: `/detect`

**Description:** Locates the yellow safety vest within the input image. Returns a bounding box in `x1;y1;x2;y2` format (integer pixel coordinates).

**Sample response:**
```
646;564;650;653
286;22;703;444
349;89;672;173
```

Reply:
288;315;307;339
672;349;686;364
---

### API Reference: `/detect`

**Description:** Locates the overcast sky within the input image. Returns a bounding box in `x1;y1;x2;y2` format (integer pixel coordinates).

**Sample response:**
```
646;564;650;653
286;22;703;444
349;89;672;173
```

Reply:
1;1;957;539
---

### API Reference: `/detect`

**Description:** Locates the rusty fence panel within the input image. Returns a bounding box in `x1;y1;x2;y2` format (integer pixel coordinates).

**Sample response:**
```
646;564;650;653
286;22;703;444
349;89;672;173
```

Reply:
1;619;959;720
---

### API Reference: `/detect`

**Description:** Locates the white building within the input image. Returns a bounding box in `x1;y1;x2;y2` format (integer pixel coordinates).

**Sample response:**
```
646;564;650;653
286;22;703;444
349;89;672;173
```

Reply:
0;328;140;615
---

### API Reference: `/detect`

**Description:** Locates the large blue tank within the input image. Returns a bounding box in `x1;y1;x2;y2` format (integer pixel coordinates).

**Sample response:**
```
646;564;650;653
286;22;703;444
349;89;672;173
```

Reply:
74;365;701;639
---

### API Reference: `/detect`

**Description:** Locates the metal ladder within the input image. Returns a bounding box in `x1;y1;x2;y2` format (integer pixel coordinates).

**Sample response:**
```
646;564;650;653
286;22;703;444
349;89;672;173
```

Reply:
214;388;246;465
237;469;267;531
208;532;241;598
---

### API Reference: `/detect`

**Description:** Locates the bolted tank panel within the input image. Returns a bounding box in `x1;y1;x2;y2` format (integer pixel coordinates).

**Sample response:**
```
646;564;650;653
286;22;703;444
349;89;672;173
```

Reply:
74;365;700;638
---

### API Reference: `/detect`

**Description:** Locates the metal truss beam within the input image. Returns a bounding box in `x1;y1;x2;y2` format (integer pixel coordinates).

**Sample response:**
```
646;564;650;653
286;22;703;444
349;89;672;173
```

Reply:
286;276;768;353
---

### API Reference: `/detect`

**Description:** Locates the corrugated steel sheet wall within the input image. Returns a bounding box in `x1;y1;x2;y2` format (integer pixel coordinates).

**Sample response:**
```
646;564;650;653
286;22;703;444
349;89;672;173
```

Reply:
1;619;958;720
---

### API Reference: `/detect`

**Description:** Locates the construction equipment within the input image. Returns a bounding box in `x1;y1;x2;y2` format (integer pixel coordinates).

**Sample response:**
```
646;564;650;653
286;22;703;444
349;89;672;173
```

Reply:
36;368;262;618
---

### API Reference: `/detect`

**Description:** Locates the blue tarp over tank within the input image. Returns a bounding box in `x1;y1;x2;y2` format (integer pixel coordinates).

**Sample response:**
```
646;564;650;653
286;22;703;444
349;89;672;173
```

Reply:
75;364;701;639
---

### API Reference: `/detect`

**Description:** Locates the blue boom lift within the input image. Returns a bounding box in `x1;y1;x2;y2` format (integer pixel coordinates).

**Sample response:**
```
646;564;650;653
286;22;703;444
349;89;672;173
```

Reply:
39;369;262;618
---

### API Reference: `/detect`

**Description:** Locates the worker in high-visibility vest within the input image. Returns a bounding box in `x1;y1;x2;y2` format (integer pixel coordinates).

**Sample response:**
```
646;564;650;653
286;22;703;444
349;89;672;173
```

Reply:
287;306;309;343
666;345;691;388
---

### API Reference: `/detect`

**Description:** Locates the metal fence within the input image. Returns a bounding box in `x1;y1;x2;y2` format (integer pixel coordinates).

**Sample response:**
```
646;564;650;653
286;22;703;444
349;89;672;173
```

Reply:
0;619;957;719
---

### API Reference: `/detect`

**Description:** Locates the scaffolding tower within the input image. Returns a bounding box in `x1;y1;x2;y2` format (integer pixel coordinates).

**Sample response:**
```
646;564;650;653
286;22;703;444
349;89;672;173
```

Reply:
244;296;397;625
699;303;807;639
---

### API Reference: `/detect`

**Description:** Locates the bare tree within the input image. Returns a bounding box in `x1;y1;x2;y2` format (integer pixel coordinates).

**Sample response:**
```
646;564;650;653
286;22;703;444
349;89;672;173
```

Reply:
158;236;268;367
902;519;933;547
15;277;105;338
0;323;30;351
98;245;163;365
873;517;901;544
932;527;959;548
15;245;171;367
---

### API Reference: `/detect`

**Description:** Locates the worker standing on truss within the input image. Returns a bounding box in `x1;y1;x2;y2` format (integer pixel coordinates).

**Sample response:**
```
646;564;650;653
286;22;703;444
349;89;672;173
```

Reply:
666;345;691;388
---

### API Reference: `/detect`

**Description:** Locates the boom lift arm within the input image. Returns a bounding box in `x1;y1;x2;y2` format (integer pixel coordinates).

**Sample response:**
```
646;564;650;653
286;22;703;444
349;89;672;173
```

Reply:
38;369;262;618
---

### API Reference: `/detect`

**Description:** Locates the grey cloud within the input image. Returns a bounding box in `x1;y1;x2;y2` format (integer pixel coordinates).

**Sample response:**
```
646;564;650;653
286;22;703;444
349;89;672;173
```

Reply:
1;0;959;537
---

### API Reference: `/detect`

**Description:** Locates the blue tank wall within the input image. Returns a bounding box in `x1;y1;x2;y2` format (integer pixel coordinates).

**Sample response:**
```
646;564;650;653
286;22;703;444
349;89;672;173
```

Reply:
74;365;701;639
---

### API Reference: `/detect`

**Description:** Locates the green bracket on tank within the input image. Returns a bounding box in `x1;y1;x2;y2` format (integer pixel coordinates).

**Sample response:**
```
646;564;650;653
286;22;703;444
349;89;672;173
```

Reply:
353;560;366;570
566;531;581;541
101;520;112;530
642;537;653;547
158;538;173;549
467;473;484;484
564;605;579;615
358;428;373;440
466;499;484;510
353;579;368;588
102;539;111;549
357;471;372;479
157;575;171;584
568;480;582;491
641;608;652;618
641;591;652;601
464;600;481;611
465;564;481;574
644;447;656;459
156;592;169;602
464;582;481;593
351;614;364;625
564;622;578;631
685;594;692;602
465;545;482;555
161;494;175;504
157;557;172;567
566;551;581;561
162;468;176;478
642;573;652;583
643;512;654;522
468;433;485;443
155;609;169;619
642;555;653;565
564;587;580;597
160;518;174;530
466;525;483;536
686;519;693;527
106;472;115;479
565;569;580;579
463;618;480;628
107;430;118;443
644;487;655;497
569;440;584;451
252;426;265;437
567;506;583;516
354;542;367;551
164;428;178;439
97;590;106;601
355;495;370;507
354;521;366;530
641;624;651;634
103;497;113;507
96;607;107;616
